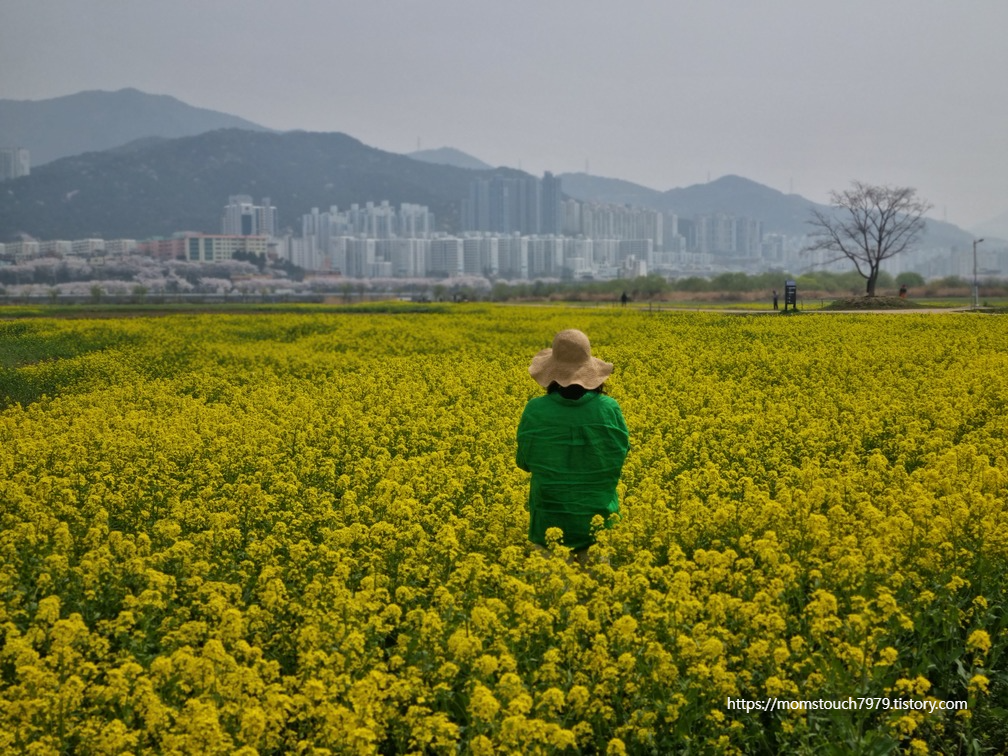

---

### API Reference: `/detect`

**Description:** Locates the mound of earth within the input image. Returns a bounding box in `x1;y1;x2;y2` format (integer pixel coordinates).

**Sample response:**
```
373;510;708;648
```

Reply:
823;296;920;311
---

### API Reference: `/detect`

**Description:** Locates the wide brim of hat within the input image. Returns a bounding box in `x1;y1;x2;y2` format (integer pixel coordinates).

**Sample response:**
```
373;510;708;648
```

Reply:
528;348;614;389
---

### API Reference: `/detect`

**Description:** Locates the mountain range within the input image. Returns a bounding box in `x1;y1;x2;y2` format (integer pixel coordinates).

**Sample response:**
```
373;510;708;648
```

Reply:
0;89;1001;246
409;147;494;171
0;129;514;240
0;88;269;166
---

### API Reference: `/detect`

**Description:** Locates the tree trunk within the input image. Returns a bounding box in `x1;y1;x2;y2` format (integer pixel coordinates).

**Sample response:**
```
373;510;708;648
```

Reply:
866;269;878;296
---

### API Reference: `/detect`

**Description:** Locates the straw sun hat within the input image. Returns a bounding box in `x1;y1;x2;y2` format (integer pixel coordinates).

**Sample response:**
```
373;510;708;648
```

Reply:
528;329;613;389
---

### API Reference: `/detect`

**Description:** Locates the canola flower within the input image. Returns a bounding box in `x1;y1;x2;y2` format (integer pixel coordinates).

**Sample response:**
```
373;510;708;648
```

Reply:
1;305;1006;754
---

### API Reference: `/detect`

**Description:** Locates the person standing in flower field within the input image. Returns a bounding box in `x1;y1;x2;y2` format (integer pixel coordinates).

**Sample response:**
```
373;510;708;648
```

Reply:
516;329;630;564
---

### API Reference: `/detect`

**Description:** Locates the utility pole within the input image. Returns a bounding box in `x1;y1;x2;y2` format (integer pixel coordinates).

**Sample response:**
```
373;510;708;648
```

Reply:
973;238;984;309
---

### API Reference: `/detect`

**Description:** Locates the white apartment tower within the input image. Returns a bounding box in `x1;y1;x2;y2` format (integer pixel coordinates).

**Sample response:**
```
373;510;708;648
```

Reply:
222;195;277;237
0;148;30;181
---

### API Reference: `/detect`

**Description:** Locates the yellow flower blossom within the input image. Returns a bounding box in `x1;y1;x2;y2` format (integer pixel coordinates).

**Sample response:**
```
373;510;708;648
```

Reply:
966;629;991;655
469;684;500;723
875;646;899;667
2;306;1005;755
968;674;990;695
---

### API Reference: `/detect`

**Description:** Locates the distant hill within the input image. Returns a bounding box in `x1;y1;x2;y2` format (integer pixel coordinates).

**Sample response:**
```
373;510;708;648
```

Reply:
560;173;816;236
0;88;271;165
0;110;981;251
662;175;819;237
0;129;506;241
408;147;493;171
558;173;667;209
973;210;1008;244
560;172;975;249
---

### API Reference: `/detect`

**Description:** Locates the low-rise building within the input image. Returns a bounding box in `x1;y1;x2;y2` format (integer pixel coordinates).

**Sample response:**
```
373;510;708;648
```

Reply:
71;239;106;256
183;234;269;263
39;240;73;256
7;240;41;260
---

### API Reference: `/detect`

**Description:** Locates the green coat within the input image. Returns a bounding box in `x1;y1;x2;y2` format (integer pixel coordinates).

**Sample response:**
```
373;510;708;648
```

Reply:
516;392;630;550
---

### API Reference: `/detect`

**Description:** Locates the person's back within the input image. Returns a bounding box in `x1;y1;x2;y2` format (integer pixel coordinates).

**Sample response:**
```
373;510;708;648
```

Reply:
516;330;630;555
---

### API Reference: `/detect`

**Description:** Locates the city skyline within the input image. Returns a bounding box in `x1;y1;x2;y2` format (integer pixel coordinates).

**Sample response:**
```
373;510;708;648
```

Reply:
6;185;1003;283
1;1;1006;230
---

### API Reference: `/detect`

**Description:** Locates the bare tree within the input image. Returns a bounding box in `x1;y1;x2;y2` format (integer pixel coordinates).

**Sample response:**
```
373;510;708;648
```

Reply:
804;182;931;296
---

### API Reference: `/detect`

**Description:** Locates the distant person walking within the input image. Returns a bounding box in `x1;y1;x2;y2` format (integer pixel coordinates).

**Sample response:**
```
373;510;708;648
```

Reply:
772;289;779;310
899;284;908;299
621;291;629;307
516;329;629;565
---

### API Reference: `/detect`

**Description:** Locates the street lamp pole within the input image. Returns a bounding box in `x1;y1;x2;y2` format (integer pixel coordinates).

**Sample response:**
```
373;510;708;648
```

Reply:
973;238;984;309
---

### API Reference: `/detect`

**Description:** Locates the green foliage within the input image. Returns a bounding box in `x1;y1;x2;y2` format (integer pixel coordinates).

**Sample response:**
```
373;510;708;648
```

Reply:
676;276;711;292
0;320;135;407
232;250;307;282
823;296;921;311
486;270;940;302
795;270;866;294
896;272;926;287
710;272;753;292
0;130;483;240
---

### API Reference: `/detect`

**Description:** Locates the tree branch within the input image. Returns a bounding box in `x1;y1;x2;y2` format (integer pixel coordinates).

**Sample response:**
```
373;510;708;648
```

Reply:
802;181;930;290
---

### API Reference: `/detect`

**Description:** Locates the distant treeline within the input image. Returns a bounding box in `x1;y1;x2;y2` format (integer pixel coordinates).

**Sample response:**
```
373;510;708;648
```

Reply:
4;253;1005;304
483;270;1001;302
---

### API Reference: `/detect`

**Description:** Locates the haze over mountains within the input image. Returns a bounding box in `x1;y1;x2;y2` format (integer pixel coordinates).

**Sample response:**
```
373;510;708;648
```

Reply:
0;88;1002;246
0;128;508;240
0;88;270;166
409;147;493;172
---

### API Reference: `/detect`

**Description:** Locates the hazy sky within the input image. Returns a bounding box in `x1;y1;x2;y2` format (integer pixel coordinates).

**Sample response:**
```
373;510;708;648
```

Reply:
2;0;1005;227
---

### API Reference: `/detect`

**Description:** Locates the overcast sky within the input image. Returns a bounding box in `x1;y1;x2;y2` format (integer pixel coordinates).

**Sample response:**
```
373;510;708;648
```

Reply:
2;0;1005;227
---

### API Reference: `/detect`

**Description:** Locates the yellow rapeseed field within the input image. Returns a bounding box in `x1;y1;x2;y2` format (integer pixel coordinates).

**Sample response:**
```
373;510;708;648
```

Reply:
1;305;1006;754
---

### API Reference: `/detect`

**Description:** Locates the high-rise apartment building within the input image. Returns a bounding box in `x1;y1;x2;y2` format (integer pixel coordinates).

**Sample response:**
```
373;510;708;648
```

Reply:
0;148;30;181
690;213;762;258
429;238;464;277
377;238;428;278
496;235;528;279
222;195;277;237
301;202;435;256
463;173;562;236
462;235;499;276
540;172;562;235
